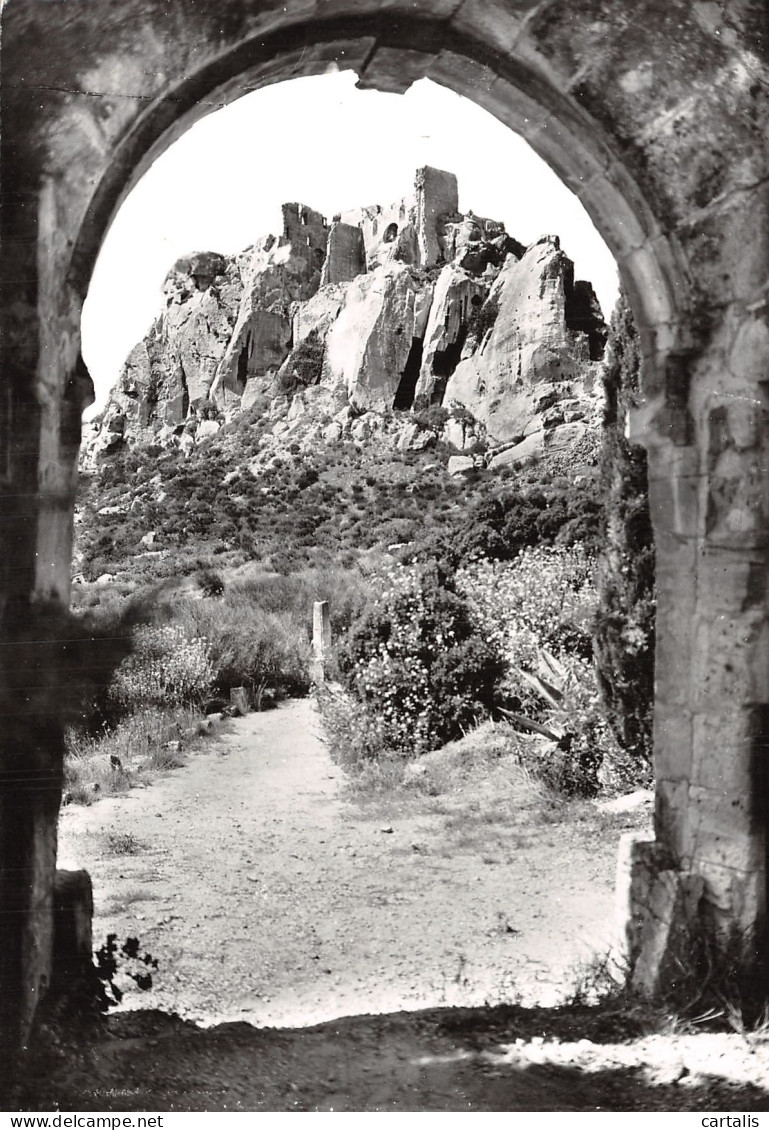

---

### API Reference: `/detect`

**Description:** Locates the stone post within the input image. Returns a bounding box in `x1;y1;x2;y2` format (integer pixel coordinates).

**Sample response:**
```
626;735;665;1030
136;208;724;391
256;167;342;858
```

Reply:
312;601;332;684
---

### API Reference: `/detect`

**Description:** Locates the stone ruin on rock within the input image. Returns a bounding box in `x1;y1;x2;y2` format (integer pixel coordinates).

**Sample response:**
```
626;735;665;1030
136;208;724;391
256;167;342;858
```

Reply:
86;166;607;468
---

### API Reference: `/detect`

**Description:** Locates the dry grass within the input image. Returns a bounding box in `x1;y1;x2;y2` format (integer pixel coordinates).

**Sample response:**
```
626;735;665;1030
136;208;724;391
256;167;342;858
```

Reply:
335;718;652;865
63;706;210;806
103;831;145;856
101;887;160;916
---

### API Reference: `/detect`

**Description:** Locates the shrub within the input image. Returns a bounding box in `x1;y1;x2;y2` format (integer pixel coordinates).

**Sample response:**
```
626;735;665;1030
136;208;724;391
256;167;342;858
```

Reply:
94;934;159;1009
411;480;604;568
281;328;325;388
175;598;311;699
317;685;393;770
414;404;450;431
196;568;225;597
466;294;500;344
454;546;636;796
336;561;504;755
456;546;596;674
109;625;214;710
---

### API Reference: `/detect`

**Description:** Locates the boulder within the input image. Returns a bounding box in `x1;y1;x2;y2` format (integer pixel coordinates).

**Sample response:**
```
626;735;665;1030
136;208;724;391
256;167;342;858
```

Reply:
447;455;475;476
489;432;545;469
196;419;221;441
547;421;587;452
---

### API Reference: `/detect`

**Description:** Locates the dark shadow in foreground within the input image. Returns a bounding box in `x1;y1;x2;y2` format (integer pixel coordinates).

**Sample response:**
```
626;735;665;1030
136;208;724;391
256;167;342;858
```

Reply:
10;1001;769;1112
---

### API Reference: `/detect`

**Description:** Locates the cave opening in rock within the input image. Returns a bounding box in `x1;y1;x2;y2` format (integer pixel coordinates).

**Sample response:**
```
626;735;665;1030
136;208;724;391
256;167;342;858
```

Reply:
393;336;424;409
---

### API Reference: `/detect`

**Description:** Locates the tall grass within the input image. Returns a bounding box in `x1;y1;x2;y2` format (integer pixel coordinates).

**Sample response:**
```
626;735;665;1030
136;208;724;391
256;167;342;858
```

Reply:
127;563;373;700
63;706;206;805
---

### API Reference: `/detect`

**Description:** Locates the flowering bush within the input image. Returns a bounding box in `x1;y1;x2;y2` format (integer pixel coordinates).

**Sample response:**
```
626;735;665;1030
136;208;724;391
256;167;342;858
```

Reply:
317;684;393;769
455;545;595;712
109;625;214;710
455;545;639;795
456;545;595;651
336;561;503;755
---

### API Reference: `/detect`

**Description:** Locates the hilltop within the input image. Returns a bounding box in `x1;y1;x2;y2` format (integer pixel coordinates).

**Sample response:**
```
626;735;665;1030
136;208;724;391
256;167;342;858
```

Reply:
77;167;608;583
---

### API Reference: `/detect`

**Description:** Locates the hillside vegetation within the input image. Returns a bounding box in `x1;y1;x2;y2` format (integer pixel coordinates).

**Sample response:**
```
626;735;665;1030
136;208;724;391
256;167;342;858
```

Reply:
69;163;652;808
69;300;654;807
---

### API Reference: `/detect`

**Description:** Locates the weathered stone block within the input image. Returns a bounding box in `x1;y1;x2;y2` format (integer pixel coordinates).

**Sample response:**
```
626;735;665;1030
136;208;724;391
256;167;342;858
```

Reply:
692;710;757;795
631;869;705;997
687;785;763;874
311;600;332;684
692;611;765;708
652;711;693;782
653;611;695;708
655;778;693;860
696;550;768;616
694;858;767;932
679;185;769;310
614;833;669;971
230;687;250;715
646;464;702;542
51;869;94;995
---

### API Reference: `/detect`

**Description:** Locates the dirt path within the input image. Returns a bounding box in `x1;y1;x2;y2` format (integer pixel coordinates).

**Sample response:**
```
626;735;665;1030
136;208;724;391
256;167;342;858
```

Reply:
58;700;621;1029
35;702;769;1110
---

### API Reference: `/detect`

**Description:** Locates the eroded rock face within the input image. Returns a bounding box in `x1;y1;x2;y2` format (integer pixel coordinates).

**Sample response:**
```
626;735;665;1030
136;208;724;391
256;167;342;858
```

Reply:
323;263;433;412
443;237;605;443
96;253;242;447
213;238;323;407
88;169;606;462
414;263;489;406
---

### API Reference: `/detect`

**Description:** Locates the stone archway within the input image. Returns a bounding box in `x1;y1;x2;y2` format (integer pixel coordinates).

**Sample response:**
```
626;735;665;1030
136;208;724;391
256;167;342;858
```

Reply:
2;0;768;1059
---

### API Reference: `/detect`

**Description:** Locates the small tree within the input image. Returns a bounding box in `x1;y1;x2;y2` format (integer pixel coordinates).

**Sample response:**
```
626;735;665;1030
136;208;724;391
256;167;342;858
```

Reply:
593;293;656;767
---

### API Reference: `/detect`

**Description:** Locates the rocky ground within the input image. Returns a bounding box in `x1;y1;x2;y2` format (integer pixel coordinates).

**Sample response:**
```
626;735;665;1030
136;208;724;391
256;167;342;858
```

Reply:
18;701;769;1112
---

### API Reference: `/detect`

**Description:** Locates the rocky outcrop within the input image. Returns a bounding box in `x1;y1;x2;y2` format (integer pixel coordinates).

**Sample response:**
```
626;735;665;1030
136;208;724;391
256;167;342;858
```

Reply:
94;253;242;452
340;166;459;271
322;263;433;412
414;264;489;406
86;168;607;466
213;235;323;408
443;236;604;443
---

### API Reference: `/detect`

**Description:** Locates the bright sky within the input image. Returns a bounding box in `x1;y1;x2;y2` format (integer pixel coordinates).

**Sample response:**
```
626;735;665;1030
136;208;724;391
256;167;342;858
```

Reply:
81;71;618;419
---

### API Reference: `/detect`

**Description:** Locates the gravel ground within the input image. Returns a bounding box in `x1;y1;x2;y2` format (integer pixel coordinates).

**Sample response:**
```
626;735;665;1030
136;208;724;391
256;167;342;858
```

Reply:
27;699;768;1112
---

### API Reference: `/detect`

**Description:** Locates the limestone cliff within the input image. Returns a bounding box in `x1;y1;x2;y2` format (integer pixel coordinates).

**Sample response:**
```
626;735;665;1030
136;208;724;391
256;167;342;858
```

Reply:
86;167;607;468
442;236;604;443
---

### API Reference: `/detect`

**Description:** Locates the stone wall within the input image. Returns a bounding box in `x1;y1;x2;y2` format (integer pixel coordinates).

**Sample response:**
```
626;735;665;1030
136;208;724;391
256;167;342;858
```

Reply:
320;222;367;286
2;0;768;1059
340;165;459;269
